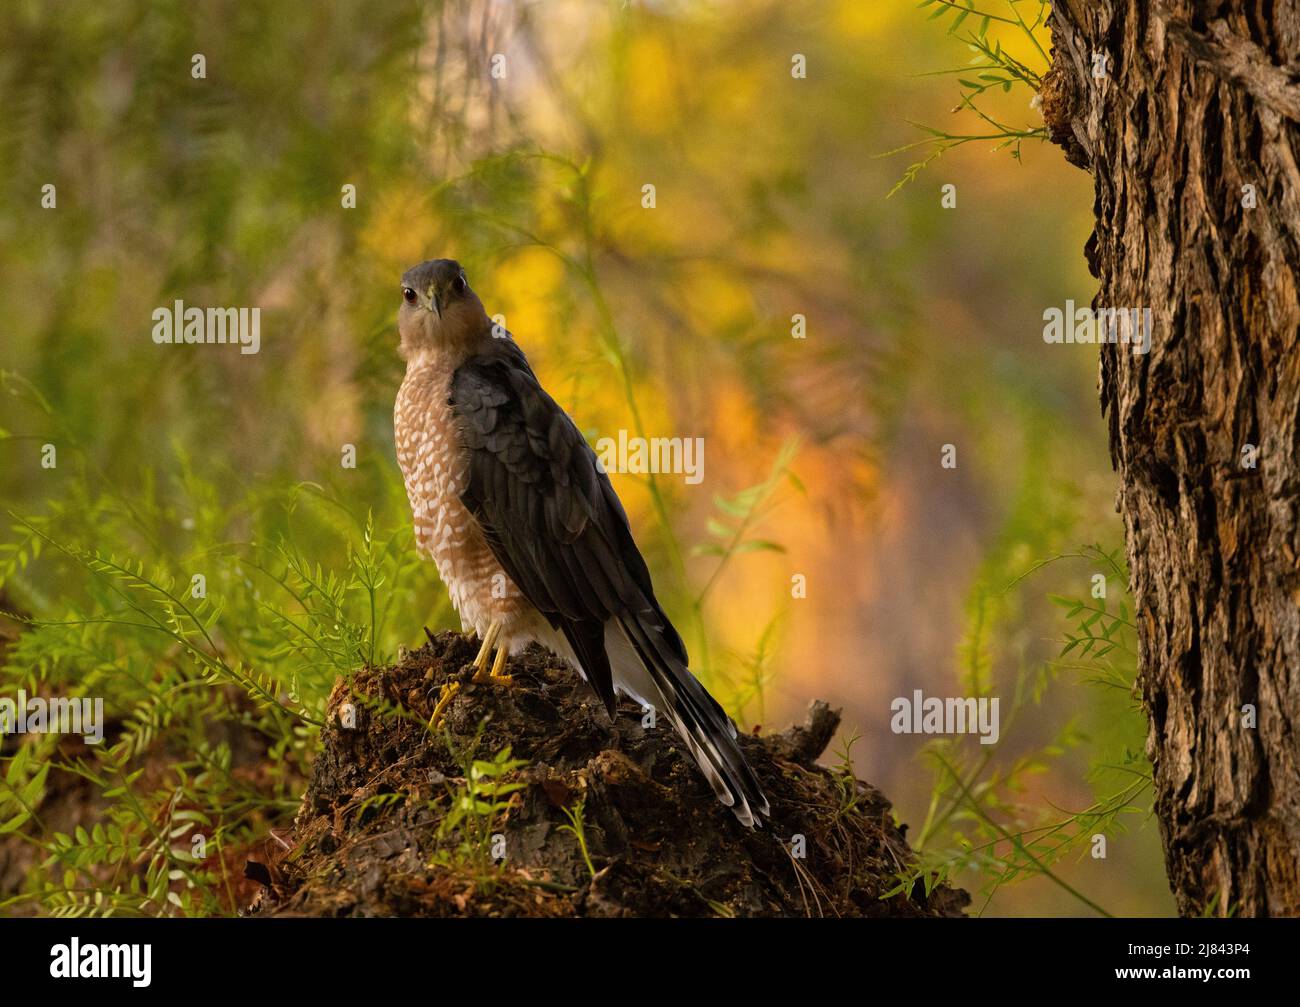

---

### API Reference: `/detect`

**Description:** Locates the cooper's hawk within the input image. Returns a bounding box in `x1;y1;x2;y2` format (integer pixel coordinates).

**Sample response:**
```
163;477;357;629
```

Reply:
393;258;770;826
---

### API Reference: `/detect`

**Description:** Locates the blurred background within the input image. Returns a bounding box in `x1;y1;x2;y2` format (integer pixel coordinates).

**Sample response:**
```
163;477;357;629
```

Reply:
0;0;1173;916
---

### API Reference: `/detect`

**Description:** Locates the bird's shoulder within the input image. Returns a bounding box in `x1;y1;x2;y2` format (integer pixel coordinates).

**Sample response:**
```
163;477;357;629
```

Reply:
450;339;537;402
450;342;613;529
450;342;575;453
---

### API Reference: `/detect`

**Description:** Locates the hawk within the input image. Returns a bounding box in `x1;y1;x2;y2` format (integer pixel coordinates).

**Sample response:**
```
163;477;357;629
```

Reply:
393;258;770;826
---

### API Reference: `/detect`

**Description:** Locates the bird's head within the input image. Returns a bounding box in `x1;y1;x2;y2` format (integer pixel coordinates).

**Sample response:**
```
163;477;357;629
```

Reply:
397;258;490;359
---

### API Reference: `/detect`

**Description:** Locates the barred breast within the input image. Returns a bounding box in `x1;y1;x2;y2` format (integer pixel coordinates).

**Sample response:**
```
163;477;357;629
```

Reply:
393;350;533;639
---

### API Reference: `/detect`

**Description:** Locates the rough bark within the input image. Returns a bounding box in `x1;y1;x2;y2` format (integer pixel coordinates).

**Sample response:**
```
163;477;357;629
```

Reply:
1046;0;1300;916
245;632;969;918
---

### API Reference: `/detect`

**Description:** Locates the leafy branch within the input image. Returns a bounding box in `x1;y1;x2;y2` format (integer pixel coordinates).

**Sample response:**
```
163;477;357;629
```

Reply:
884;0;1052;195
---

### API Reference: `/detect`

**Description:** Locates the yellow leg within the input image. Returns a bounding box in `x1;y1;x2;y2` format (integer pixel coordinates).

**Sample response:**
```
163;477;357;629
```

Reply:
429;682;460;728
471;621;502;678
488;645;512;682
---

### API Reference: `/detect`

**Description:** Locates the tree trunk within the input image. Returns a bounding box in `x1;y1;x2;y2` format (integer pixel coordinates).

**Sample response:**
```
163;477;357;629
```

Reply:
1044;1;1300;916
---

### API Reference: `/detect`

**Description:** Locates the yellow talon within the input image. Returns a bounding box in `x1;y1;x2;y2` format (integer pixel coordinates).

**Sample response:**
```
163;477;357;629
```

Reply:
489;645;511;682
471;621;502;678
429;681;460;728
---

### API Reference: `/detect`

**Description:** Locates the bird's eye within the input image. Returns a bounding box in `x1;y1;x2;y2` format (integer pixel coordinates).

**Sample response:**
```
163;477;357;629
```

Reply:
402;287;417;304
452;273;467;295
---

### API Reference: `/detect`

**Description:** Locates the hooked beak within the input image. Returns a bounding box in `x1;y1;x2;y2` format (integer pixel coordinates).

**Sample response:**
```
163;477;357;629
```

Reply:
427;287;441;318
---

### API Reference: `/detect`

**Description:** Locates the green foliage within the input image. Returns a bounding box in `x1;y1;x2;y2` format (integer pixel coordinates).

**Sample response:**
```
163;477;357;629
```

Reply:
885;0;1052;194
689;437;803;696
558;797;597;880
830;728;867;822
431;743;528;885
0;450;444;915
717;611;783;729
0;743;48;837
892;543;1152;917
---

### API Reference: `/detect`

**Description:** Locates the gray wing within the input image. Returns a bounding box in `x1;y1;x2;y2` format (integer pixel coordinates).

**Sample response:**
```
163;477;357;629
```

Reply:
449;348;687;715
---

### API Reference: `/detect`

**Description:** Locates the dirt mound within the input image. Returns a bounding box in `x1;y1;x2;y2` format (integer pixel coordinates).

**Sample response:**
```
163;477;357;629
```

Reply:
247;631;969;918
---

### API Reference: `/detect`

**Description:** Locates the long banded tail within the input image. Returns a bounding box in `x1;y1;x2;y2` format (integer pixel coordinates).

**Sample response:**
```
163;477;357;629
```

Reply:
615;613;770;827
